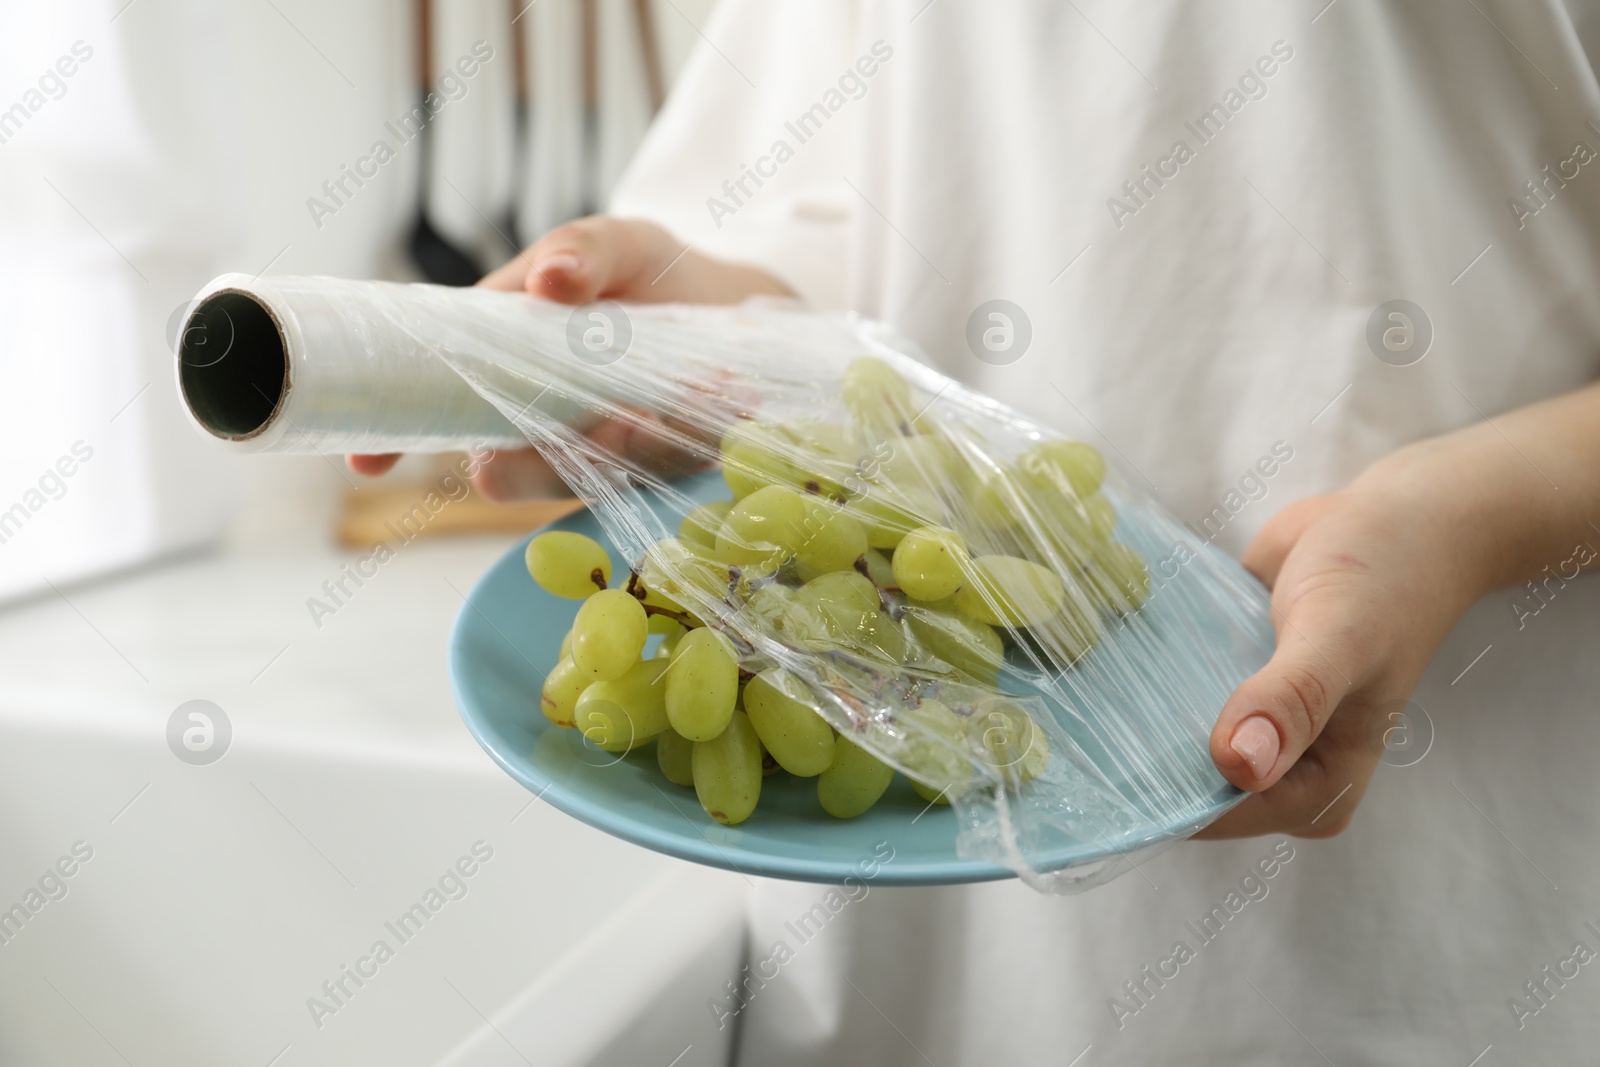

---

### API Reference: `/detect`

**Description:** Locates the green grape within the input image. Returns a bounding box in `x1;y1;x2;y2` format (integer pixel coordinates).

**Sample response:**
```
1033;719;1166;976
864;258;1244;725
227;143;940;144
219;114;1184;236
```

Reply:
876;434;959;494
570;588;649;681
652;617;686;660
720;423;799;499
784;421;861;498
969;698;1050;783
539;655;591;728
1030;490;1116;569
678;501;733;551
853;611;908;666
817;735;895;818
558;629;573;660
632;551;695;615
785;609;838;651
761;746;781;777
714;484;808;572
740;581;797;630
1018;439;1106;498
665;627;740;741
1028;589;1102;664
656;727;696;786
648;614;686;639
744;669;835;777
954;555;1067;628
1080;542;1151;614
891;526;967;601
796;571;906;662
860;548;896;588
966;466;1026;531
900;698;973;802
790;557;829;585
901;603;1005;684
1085;494;1117;540
525;531;612;599
573;658;669;752
642;538;733;610
638;579;690;618
787;420;861;456
693;709;763;825
795;497;867;575
764;586;835;649
841;357;913;431
848;480;941;550
744;581;843;653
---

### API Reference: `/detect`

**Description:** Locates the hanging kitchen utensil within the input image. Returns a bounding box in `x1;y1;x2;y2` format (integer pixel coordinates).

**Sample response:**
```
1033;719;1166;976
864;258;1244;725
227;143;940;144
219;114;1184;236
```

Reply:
633;0;665;115
579;0;600;216
499;0;530;253
408;0;486;286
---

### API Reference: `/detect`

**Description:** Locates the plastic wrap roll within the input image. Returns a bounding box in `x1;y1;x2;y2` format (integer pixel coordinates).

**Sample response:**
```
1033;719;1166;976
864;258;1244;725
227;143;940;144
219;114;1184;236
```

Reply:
175;273;606;454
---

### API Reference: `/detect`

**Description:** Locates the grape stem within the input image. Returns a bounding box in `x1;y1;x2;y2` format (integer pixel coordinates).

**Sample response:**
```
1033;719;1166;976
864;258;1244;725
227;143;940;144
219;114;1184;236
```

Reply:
622;569;697;627
852;557;907;619
590;568;608;592
645;604;696;626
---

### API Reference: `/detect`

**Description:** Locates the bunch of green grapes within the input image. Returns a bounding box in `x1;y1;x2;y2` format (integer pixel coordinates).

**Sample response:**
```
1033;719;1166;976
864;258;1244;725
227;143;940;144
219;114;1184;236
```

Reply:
523;357;1152;825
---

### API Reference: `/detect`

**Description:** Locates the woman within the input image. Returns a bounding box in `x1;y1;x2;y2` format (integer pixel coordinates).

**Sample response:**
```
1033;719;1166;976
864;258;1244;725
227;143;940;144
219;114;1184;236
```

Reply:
361;2;1600;1061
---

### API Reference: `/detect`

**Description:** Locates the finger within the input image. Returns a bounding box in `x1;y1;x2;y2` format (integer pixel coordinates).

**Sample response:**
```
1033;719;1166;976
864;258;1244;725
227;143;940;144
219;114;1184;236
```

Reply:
515;216;667;304
471;449;571;502
476;255;532;292
475;217;650;299
1241;493;1340;588
585;409;715;481
1209;595;1363;792
615;417;715;481
1193;738;1374;839
348;453;401;477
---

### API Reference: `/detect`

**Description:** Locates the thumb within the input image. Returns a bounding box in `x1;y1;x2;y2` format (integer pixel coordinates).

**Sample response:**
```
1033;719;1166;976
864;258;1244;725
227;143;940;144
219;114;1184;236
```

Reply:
1210;594;1360;792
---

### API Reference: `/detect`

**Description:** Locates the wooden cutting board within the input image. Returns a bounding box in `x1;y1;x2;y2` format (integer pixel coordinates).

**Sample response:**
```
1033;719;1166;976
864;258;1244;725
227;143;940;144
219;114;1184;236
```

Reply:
336;481;584;547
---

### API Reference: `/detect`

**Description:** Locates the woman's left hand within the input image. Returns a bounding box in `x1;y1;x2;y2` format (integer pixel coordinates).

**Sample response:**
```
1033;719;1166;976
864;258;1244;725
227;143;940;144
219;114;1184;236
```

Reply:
1194;465;1478;839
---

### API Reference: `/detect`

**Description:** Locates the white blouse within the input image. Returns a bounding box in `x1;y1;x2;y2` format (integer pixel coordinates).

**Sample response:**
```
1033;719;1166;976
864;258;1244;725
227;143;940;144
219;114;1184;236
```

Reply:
612;1;1600;1062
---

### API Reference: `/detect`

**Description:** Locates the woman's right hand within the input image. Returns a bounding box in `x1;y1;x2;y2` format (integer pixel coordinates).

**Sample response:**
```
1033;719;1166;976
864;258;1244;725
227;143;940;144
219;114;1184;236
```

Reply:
349;216;792;500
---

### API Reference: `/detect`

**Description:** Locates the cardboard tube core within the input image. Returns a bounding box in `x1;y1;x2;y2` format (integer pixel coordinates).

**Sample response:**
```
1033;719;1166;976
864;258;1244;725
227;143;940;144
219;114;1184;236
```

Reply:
174;273;596;453
179;290;288;440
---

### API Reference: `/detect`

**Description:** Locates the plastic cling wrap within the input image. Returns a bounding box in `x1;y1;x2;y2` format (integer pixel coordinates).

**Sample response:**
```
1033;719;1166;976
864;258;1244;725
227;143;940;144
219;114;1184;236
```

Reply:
183;276;1276;892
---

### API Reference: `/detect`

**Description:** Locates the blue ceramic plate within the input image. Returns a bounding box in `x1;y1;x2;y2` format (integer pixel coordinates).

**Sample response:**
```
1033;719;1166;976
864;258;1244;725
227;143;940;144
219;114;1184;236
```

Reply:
450;471;1251;885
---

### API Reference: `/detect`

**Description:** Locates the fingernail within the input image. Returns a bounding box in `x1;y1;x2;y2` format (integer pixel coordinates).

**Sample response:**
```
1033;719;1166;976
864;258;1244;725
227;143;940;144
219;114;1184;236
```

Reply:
1230;715;1280;781
535;252;581;276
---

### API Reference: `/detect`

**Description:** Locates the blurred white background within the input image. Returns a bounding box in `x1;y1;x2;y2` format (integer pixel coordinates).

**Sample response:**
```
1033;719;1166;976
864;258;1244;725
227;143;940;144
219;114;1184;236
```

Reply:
0;0;709;601
0;2;754;1064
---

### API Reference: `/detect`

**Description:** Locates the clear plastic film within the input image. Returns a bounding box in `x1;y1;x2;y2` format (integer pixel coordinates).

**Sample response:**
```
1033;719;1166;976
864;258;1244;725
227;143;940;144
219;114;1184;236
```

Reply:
182;276;1276;892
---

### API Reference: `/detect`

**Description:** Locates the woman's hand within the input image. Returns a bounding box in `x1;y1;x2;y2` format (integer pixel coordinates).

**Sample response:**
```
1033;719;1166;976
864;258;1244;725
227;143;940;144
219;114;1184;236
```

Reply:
1199;378;1600;838
349;216;791;500
1194;481;1471;838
